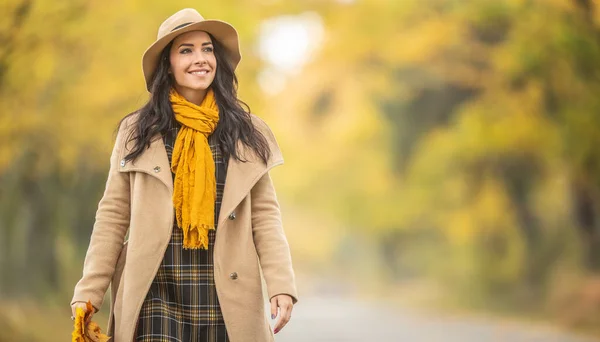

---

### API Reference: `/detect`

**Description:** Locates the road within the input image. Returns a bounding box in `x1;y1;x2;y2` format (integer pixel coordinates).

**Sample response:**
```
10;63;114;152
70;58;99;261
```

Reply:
268;295;599;342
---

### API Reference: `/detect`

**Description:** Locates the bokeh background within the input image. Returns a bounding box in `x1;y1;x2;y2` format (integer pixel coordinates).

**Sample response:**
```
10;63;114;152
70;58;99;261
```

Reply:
2;0;600;341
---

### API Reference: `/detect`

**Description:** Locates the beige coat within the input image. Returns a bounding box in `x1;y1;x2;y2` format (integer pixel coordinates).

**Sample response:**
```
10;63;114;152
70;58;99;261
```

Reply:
71;113;298;342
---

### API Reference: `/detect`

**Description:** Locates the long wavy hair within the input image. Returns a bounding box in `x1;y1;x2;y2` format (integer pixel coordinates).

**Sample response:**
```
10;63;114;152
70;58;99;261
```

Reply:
118;32;271;165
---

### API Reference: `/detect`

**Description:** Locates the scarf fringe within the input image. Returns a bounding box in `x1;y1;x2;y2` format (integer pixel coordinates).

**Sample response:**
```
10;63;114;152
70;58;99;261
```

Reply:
181;223;216;250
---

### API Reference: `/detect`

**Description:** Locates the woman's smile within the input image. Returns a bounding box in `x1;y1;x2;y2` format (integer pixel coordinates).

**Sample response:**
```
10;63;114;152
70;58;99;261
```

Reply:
188;68;210;76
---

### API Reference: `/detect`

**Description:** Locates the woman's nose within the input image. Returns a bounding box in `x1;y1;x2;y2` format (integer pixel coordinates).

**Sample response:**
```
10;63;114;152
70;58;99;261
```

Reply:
193;52;207;65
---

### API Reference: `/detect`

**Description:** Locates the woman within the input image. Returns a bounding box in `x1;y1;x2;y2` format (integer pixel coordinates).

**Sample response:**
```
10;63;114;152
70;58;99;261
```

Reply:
70;8;298;342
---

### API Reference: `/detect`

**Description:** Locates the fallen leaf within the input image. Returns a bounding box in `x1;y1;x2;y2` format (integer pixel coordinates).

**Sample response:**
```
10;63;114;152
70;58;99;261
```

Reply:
86;321;111;342
71;306;86;342
71;300;111;342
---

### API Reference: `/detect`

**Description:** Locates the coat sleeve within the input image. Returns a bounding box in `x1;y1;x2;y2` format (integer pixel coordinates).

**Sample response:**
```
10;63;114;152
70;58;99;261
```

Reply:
251;171;299;304
71;121;131;312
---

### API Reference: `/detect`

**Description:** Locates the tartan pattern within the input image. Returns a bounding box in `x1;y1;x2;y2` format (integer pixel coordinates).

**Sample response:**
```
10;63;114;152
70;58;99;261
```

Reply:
134;120;230;342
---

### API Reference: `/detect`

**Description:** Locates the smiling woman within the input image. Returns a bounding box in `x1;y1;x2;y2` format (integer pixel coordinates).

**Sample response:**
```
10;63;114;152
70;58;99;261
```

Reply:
70;8;298;342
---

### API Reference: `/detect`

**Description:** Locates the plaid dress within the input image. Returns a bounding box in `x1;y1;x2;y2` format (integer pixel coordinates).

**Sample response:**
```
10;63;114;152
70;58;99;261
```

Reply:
134;120;230;342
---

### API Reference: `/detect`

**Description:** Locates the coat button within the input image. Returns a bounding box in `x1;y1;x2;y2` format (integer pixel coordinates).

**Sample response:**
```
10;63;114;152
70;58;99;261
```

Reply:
229;272;238;280
153;166;161;173
228;212;236;220
120;159;126;167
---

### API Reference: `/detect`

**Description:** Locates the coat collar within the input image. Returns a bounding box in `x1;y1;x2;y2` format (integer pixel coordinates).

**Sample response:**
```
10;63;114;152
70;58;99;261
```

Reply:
117;115;284;227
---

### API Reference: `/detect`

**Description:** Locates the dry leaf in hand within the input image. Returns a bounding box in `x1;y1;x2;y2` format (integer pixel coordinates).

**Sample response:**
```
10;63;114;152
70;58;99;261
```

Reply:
71;300;111;342
86;320;111;342
71;306;86;342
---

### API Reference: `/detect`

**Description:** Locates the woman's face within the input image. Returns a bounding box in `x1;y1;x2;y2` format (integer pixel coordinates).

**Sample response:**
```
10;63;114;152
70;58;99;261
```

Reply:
169;30;217;104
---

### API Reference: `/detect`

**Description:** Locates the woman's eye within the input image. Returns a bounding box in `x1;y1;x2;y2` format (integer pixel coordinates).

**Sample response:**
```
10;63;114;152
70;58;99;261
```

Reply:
180;48;191;54
203;47;214;53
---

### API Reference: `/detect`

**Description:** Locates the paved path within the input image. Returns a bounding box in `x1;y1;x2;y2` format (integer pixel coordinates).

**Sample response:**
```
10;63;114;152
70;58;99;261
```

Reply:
268;295;598;342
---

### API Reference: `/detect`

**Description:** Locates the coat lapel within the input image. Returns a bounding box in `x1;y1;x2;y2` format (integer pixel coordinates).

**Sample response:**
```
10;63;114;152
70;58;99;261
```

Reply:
217;141;283;227
118;134;173;194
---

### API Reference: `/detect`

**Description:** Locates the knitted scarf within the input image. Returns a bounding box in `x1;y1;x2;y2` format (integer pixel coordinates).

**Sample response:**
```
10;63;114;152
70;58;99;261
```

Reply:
169;87;219;249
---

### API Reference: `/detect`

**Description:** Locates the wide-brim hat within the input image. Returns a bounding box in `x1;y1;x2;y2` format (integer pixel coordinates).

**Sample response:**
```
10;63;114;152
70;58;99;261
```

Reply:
142;8;241;92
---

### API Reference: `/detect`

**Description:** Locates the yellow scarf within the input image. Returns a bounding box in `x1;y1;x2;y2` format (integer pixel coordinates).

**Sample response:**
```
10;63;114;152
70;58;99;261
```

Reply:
169;88;219;249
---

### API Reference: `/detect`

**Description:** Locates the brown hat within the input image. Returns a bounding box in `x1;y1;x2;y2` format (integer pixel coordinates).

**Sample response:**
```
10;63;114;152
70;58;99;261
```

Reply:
142;8;241;92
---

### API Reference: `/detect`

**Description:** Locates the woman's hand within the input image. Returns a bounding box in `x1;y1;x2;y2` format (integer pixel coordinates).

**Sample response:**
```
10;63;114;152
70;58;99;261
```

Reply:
270;294;294;334
71;301;94;324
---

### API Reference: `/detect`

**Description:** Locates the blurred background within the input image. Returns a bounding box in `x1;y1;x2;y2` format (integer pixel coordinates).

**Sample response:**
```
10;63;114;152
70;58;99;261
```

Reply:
2;0;600;341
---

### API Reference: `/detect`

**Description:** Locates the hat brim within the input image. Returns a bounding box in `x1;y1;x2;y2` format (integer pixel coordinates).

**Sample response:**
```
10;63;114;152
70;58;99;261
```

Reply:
142;20;241;92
